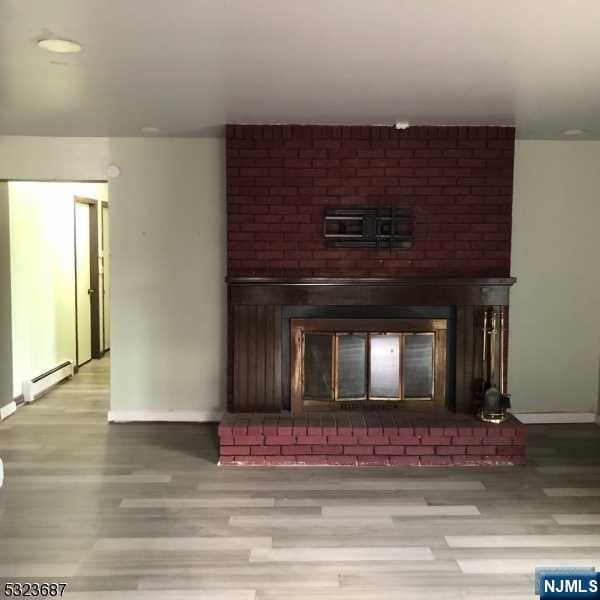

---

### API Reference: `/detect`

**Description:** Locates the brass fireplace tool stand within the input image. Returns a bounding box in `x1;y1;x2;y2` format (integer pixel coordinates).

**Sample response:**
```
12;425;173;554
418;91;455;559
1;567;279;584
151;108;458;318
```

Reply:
477;306;511;424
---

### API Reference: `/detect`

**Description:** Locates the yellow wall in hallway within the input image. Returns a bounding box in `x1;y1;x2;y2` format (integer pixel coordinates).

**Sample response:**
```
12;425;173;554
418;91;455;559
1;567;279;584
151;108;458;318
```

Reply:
8;181;107;398
0;183;12;412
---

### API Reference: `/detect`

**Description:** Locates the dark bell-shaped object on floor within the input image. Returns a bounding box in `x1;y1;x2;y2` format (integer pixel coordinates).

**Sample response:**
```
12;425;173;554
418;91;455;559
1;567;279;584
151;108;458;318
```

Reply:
478;386;511;424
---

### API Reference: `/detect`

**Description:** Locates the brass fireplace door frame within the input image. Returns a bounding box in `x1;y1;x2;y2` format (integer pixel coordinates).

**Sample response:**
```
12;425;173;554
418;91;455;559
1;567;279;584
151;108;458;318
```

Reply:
290;318;447;415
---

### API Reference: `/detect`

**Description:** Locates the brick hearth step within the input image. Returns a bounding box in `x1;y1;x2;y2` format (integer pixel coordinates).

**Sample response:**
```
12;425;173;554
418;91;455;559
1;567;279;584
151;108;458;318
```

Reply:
218;411;526;467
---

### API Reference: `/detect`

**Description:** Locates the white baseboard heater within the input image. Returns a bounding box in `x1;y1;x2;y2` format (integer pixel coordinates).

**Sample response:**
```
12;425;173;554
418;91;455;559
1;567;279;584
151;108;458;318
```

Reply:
22;361;74;404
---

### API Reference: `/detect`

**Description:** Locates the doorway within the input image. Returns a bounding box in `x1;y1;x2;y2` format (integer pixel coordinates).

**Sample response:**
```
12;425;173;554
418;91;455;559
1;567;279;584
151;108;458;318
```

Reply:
7;181;109;403
74;197;100;367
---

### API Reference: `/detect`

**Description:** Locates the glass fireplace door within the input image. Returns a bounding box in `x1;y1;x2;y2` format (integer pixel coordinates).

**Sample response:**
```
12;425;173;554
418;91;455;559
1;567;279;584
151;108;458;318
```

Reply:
369;334;401;399
336;334;367;400
294;319;446;413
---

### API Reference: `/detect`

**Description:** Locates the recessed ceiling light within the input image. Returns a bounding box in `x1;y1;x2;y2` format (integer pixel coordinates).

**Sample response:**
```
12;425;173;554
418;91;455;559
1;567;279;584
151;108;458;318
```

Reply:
37;38;82;54
562;128;586;136
395;121;411;130
140;126;161;134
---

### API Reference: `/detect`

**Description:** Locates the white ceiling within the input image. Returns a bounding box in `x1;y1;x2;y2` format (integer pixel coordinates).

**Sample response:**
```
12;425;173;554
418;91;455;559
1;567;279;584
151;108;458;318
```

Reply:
1;0;600;139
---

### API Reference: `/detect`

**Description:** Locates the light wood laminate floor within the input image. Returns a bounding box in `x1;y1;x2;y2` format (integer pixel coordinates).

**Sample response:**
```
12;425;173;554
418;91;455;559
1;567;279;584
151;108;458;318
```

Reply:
1;356;600;599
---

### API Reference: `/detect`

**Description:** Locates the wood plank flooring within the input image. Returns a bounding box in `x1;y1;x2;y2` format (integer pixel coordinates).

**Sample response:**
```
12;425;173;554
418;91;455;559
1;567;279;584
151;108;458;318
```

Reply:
1;356;600;599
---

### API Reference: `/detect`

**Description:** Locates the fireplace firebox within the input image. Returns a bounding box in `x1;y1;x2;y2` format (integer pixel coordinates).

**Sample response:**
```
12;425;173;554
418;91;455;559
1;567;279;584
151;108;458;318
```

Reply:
291;318;447;413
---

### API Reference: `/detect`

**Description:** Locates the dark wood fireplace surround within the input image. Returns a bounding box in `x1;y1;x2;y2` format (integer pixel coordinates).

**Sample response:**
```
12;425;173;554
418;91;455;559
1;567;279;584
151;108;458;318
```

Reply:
228;276;515;414
219;276;526;467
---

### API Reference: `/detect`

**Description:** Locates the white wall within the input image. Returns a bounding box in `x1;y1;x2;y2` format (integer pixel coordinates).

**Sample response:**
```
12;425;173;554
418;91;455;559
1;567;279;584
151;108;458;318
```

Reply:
3;136;594;421
8;181;107;397
510;141;600;415
0;136;226;420
106;139;226;419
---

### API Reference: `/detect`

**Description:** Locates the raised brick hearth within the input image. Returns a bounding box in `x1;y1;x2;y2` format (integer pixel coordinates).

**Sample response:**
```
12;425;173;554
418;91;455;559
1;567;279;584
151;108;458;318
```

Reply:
218;411;526;467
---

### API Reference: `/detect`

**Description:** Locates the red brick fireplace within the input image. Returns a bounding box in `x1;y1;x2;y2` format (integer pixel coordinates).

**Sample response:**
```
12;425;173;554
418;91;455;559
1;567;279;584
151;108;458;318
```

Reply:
220;124;525;466
227;124;513;279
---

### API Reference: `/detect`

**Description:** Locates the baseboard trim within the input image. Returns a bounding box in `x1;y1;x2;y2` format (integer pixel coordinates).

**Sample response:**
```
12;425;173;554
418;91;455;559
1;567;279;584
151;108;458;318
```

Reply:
107;410;224;423
513;412;596;424
0;401;17;421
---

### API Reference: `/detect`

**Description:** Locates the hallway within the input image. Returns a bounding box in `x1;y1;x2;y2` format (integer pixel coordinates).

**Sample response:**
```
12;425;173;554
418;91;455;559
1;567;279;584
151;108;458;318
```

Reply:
1;359;600;599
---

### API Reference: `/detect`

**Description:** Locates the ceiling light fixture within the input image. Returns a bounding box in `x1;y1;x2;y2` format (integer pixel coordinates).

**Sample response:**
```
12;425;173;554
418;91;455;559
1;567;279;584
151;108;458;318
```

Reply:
140;126;161;134
395;121;411;130
37;38;82;54
562;128;585;136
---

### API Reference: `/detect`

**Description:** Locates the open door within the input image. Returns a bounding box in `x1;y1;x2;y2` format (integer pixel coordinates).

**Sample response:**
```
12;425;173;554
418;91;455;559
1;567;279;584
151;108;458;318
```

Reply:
74;197;100;367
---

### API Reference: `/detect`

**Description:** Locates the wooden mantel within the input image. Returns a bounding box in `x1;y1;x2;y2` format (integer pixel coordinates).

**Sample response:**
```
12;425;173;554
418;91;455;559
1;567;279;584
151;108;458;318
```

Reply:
227;276;516;414
227;277;516;284
228;276;517;307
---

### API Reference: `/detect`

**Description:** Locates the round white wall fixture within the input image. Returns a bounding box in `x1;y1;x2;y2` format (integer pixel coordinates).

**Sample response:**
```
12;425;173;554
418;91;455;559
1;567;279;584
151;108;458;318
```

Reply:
106;164;121;179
